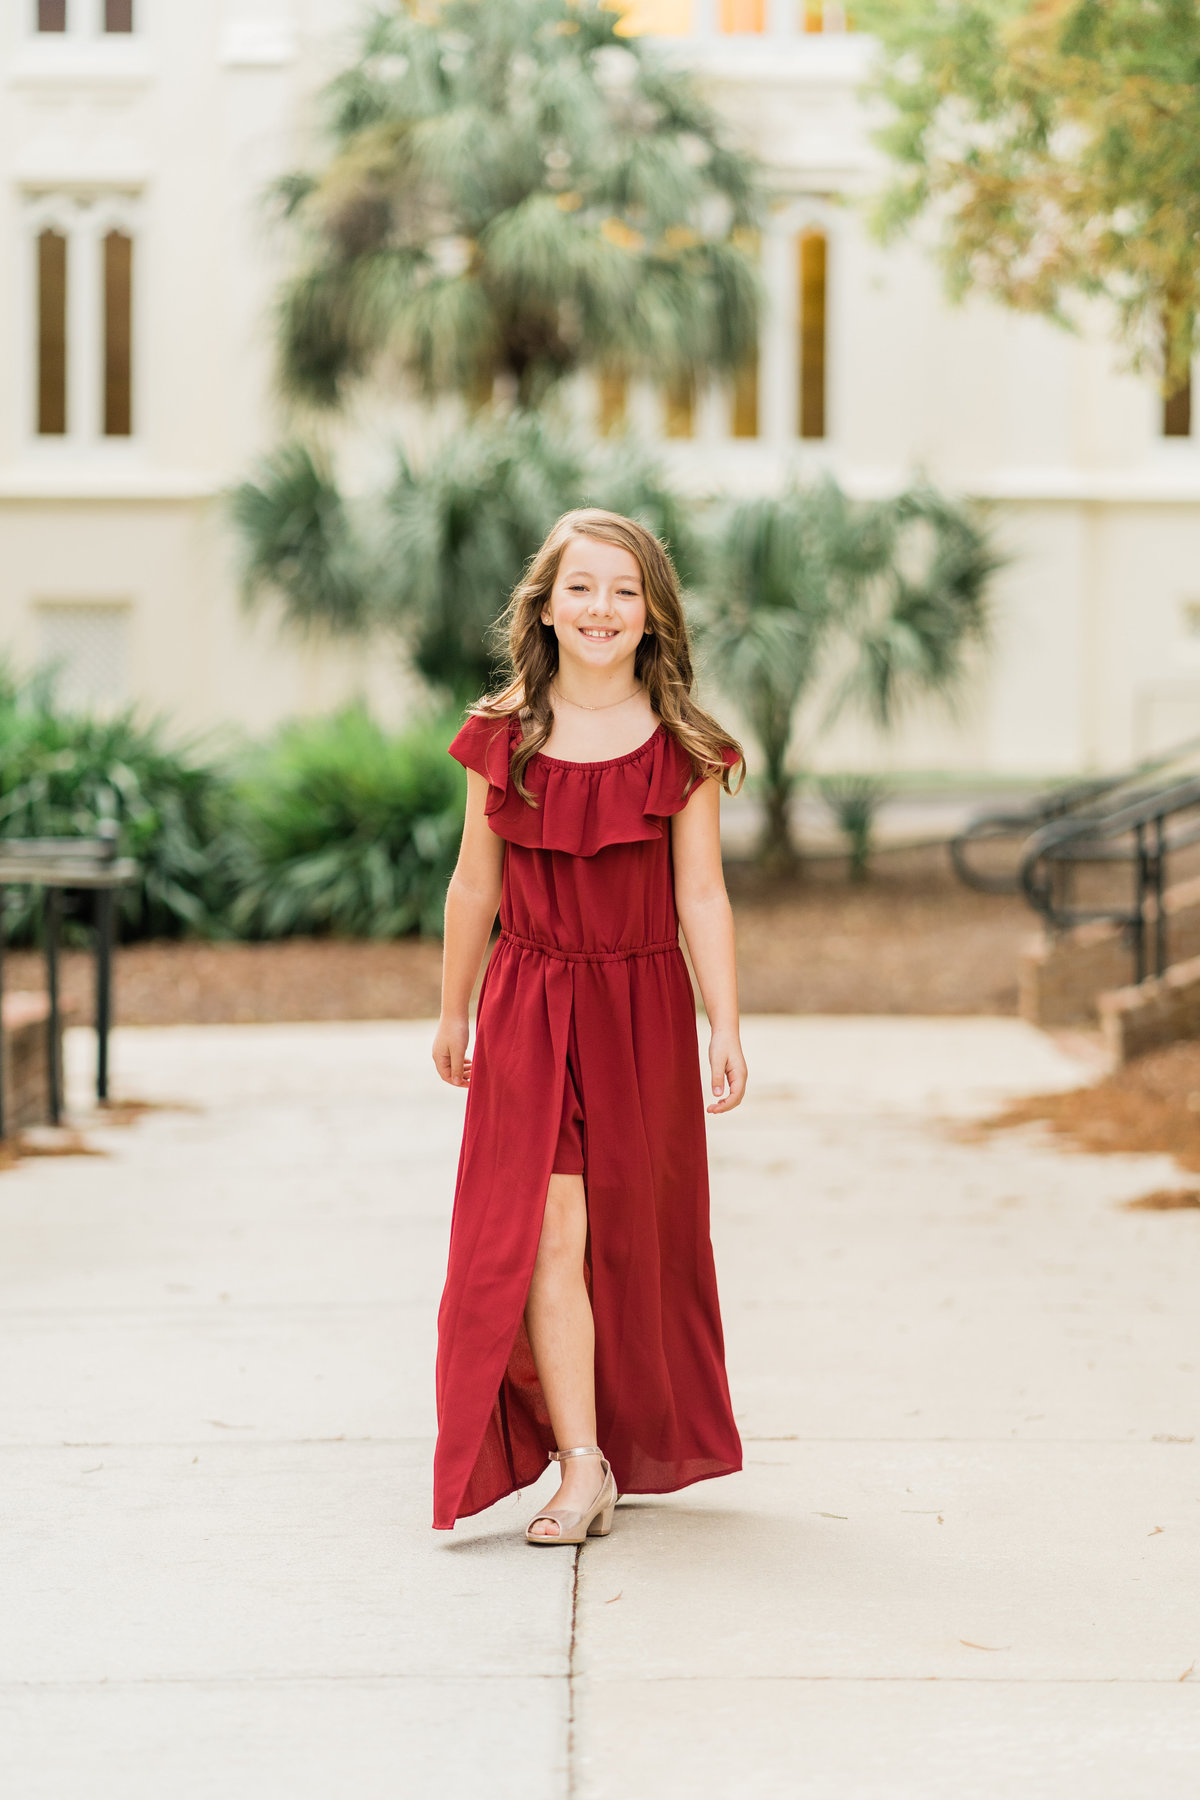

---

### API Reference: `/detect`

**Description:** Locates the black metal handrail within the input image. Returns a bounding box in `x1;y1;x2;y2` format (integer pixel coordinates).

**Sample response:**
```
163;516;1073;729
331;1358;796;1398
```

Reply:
950;732;1200;895
949;777;1118;894
1018;775;1200;984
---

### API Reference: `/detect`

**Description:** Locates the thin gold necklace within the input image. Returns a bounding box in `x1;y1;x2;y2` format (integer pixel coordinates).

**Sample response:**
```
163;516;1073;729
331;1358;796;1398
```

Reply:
551;683;643;713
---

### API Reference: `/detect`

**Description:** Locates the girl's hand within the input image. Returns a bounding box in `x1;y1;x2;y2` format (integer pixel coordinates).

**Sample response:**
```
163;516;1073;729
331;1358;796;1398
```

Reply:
433;1015;471;1087
707;1029;747;1114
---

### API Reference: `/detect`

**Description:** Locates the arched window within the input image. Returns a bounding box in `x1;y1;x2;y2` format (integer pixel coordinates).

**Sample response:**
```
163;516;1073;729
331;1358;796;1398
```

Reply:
597;370;629;437
103;231;133;436
37;229;68;435
797;229;827;439
732;352;759;438
1163;321;1192;438
731;227;761;438
662;373;696;438
1164;376;1192;438
30;199;138;443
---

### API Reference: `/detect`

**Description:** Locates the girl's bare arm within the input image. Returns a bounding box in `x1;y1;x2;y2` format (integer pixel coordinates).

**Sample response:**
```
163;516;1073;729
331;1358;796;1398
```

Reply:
433;770;505;1087
671;778;747;1114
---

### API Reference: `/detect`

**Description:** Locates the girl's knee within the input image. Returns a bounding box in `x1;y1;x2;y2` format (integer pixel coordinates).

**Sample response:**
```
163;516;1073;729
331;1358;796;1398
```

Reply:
535;1174;586;1267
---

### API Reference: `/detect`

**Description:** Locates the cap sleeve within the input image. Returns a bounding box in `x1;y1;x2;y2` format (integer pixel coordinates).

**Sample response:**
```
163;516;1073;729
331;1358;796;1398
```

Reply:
447;713;515;817
644;733;743;820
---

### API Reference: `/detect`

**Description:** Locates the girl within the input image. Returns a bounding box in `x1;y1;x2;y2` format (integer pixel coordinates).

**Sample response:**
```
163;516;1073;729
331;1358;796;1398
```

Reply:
431;508;747;1543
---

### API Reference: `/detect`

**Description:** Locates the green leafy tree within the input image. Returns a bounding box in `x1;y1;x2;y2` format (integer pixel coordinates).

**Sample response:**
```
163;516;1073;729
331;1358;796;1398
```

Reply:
274;0;763;410
697;481;998;868
857;0;1200;386
232;411;702;704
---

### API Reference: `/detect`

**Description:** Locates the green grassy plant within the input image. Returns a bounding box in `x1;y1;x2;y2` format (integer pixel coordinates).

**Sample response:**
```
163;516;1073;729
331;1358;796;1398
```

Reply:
227;708;464;939
0;672;234;940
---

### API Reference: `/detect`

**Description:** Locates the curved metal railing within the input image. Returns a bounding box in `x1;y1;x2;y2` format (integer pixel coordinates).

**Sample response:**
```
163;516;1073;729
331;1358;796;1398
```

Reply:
950;733;1200;896
949;776;1120;894
1018;776;1200;983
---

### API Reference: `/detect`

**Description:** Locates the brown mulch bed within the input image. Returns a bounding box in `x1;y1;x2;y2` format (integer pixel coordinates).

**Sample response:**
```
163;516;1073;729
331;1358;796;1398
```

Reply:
986;1038;1200;1186
726;846;1030;1015
4;844;1028;1026
5;937;445;1027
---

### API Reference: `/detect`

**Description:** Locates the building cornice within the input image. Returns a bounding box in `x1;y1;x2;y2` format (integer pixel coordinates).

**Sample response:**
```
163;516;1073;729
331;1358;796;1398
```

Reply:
647;32;875;84
0;469;221;503
4;456;1200;508
967;464;1200;505
655;444;1200;505
3;42;154;88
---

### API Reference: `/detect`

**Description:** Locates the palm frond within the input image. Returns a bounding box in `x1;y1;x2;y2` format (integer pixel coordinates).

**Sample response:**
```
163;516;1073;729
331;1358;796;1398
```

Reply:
230;441;371;635
268;0;767;407
827;485;1000;729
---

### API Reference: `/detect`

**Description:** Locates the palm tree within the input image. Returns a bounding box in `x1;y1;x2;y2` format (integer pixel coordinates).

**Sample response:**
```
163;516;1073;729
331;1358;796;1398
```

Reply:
698;480;999;868
232;412;702;704
694;486;839;870
272;0;763;411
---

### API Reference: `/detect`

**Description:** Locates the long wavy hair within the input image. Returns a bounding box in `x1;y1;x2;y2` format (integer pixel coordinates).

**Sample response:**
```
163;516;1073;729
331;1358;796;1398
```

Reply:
473;508;744;805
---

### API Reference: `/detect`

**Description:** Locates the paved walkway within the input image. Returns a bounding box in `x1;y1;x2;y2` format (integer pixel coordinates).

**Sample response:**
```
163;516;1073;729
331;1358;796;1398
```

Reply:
1;1018;1197;1798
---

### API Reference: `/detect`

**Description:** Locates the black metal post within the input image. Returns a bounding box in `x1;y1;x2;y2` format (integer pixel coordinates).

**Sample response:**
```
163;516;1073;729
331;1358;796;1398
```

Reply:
0;886;6;1142
1154;813;1168;977
1061;852;1074;926
44;886;62;1127
95;885;113;1103
1133;822;1147;985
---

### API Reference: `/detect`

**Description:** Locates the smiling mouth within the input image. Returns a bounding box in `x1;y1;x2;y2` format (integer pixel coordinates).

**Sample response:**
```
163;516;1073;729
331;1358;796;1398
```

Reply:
579;628;619;639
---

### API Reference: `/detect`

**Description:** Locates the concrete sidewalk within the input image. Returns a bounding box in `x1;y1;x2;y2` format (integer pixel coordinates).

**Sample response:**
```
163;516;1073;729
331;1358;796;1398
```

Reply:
0;1017;1197;1797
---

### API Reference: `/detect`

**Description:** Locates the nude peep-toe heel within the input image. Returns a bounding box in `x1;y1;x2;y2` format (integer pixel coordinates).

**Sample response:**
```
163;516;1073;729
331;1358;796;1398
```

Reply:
525;1445;618;1546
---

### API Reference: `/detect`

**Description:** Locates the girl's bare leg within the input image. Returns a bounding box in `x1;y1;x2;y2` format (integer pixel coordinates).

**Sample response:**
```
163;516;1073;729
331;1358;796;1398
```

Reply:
524;1172;604;1536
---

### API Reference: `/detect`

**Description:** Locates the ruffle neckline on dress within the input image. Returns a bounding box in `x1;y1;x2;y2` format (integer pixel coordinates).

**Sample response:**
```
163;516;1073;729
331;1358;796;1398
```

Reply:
450;713;717;858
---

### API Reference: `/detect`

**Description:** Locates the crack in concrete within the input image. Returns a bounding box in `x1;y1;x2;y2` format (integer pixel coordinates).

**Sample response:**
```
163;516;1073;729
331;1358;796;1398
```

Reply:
566;1546;581;1800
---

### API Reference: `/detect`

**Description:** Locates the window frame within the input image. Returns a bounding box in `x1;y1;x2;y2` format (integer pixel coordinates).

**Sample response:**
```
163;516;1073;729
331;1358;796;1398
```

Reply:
23;191;142;452
30;0;136;38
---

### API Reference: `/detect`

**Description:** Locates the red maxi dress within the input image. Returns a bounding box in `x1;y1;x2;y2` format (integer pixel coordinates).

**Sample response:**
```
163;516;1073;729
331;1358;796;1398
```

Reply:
432;712;743;1530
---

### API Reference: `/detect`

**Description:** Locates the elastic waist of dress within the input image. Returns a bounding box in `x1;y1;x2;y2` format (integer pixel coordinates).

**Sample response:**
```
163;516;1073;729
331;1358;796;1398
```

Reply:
497;929;681;965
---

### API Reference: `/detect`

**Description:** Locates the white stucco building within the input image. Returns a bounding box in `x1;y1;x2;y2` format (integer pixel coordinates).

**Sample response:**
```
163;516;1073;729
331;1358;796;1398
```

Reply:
3;0;1200;775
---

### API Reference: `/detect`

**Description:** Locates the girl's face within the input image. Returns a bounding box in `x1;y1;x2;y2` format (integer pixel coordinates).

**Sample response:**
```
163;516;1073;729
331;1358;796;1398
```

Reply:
541;536;648;674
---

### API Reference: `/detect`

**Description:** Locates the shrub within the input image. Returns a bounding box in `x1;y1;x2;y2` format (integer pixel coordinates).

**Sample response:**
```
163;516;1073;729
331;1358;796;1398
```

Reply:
0;671;467;944
227;708;464;938
0;673;234;941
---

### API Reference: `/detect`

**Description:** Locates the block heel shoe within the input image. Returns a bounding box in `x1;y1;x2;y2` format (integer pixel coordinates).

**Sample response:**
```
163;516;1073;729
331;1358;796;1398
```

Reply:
525;1445;617;1546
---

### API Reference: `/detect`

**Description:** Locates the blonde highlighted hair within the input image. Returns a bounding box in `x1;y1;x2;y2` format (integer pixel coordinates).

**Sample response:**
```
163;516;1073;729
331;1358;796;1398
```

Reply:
473;508;744;805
